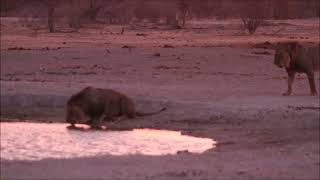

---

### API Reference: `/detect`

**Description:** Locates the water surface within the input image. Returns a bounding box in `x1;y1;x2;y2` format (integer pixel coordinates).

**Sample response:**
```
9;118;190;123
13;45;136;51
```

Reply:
0;122;215;161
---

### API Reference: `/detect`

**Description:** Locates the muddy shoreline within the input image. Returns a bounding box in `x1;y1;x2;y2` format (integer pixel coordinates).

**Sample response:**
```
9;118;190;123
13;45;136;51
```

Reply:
1;88;319;179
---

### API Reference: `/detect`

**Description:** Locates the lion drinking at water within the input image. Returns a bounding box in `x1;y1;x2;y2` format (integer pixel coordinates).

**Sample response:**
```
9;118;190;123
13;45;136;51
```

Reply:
66;86;166;129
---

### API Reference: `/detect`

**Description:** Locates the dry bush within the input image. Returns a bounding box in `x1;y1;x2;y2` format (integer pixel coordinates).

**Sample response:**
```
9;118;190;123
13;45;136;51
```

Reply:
241;18;263;35
240;1;267;35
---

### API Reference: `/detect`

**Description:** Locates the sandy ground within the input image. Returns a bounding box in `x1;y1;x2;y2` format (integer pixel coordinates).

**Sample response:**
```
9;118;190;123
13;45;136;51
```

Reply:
1;17;320;179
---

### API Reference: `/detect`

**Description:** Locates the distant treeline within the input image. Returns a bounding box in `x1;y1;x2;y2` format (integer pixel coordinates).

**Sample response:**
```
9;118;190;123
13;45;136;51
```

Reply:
1;0;319;20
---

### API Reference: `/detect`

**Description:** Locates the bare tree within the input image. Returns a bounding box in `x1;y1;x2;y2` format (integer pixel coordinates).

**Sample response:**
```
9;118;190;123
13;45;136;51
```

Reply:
46;0;55;32
68;0;81;29
241;1;266;35
87;0;102;21
0;0;9;16
178;0;189;27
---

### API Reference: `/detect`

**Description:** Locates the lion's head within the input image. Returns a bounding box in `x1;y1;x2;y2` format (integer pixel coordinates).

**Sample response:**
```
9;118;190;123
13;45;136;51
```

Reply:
66;105;85;125
274;42;299;68
274;49;291;68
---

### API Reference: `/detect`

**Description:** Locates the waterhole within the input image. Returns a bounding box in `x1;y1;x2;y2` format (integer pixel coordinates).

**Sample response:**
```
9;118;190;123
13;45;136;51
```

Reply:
0;122;216;161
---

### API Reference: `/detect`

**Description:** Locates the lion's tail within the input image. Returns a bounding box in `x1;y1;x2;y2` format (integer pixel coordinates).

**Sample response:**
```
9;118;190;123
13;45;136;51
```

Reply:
136;107;167;117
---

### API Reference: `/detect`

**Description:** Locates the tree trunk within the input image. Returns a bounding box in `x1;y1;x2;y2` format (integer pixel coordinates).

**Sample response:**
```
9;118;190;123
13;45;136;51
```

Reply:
47;1;55;33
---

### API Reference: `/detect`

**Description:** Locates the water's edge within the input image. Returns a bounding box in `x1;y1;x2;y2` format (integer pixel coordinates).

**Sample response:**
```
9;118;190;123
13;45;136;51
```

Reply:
0;122;216;161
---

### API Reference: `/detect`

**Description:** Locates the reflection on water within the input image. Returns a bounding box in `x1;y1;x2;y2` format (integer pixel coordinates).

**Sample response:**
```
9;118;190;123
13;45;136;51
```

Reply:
0;122;216;161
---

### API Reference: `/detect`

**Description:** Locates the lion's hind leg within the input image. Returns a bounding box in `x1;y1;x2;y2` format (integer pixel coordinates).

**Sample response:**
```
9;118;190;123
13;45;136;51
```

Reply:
307;72;318;96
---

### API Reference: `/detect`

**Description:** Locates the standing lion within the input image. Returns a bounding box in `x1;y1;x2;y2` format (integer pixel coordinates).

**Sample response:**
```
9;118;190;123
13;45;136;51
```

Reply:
274;42;319;96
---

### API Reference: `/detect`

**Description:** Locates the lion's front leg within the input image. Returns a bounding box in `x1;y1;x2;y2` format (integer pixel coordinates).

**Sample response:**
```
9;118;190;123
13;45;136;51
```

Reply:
283;71;296;96
90;117;103;130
